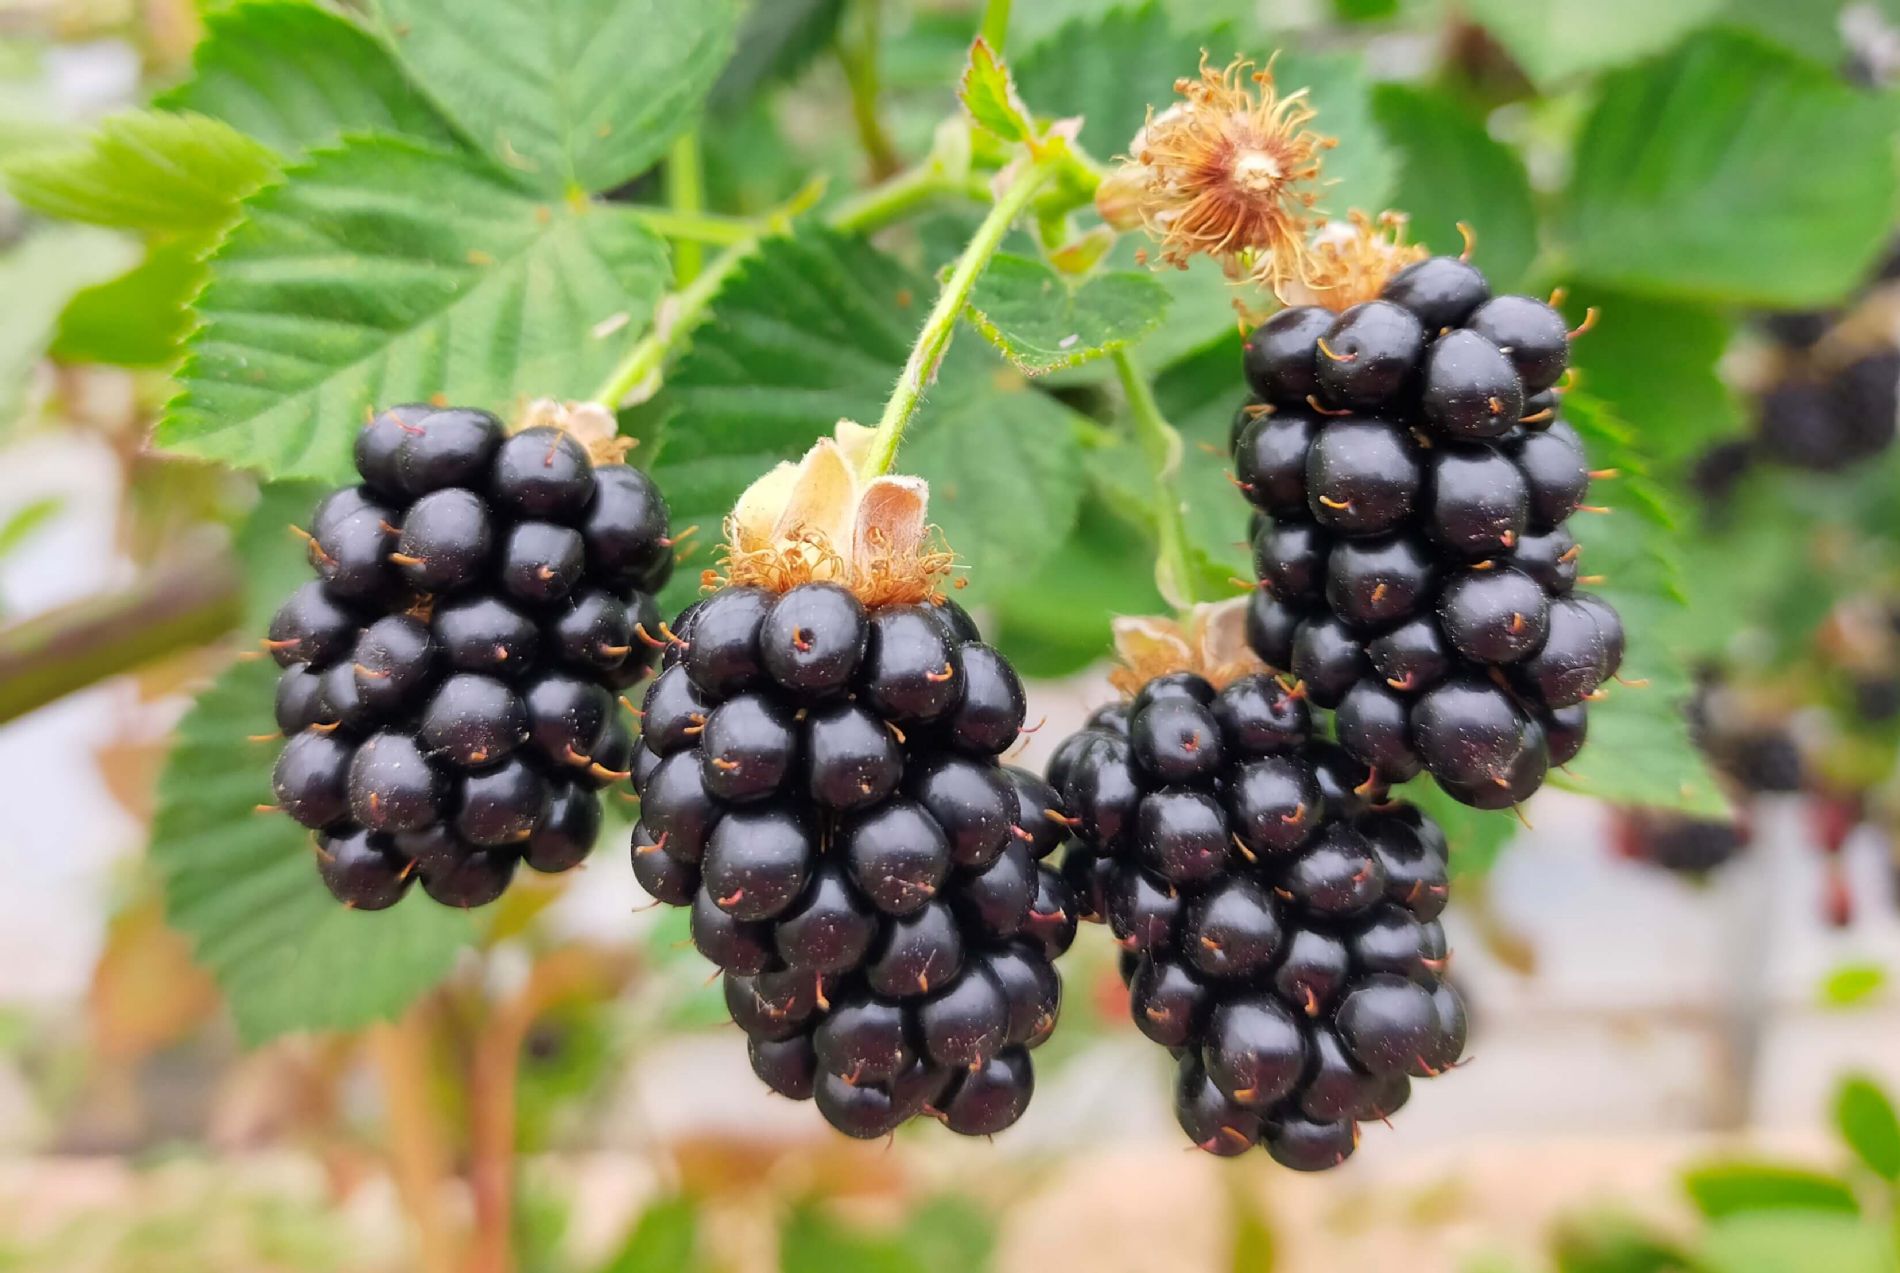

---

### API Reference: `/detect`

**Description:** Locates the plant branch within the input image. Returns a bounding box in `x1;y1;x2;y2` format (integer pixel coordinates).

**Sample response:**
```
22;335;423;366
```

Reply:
0;550;241;725
370;1010;459;1273
663;131;707;282
1111;346;1200;611
464;948;616;1273
859;159;1057;480
838;0;901;180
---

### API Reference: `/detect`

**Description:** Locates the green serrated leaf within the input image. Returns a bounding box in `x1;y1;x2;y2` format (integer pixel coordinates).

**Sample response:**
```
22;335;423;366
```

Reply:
1553;397;1730;816
993;496;1167;678
650;229;1084;612
52;235;208;368
1835;1076;1900;1181
961;38;1035;145
1683;1163;1861;1220
964;254;1169;373
150;657;474;1044
1563;287;1742;472
598;1195;700;1273
373;0;739;196
2;109;280;233
1560;28;1897;307
156;0;455;156
1016;2;1231;157
157;136;669;483
1463;0;1725;85
1372;83;1538;291
1697;1212;1891;1273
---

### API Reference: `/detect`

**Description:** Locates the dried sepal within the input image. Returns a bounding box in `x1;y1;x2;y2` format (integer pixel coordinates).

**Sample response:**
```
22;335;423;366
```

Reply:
516;397;635;465
1102;54;1334;293
713;422;954;606
1279;210;1429;311
1108;599;1266;696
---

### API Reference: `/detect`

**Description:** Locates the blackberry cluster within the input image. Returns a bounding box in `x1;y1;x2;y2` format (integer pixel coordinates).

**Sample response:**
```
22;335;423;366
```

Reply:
1611;807;1749;877
629;584;1078;1138
1233;257;1624;808
266;405;672;909
1048;672;1465;1170
1754;348;1900;472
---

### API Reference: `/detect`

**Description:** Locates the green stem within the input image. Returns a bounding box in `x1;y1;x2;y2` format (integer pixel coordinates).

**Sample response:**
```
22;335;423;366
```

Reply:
1111;346;1200;612
978;0;1011;52
591;242;748;408
838;0;900;179
858;159;1056;481
831;165;988;234
623;206;757;247
664;132;706;283
590;164;988;408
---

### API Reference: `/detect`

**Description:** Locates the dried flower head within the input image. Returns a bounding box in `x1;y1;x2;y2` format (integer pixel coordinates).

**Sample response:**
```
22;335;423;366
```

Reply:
1107;600;1267;697
1101;54;1335;292
1278;210;1429;310
709;421;954;607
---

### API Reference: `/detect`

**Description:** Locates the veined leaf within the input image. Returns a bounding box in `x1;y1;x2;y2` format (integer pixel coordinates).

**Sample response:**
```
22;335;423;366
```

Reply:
1462;0;1723;85
1372;83;1538;290
961;38;1035;145
709;0;846;112
372;0;739;196
157;0;455;156
150;656;473;1043
1835;1075;1900;1182
157;136;669;483
964;254;1169;373
1560;28;1897;306
2;109;279;233
1683;1162;1860;1218
52;236;208;368
650;228;1084;612
1553;397;1729;815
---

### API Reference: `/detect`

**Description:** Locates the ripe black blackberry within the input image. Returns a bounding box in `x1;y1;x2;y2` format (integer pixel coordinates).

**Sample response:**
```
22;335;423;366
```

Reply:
1235;244;1622;808
268;403;672;909
1611;807;1749;876
1047;655;1465;1169
630;435;1076;1140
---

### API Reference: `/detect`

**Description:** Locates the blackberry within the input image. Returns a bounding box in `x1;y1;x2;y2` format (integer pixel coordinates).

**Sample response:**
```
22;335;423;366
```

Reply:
1049;666;1466;1167
1229;255;1621;808
1612;807;1749;876
265;404;672;908
631;578;1074;1140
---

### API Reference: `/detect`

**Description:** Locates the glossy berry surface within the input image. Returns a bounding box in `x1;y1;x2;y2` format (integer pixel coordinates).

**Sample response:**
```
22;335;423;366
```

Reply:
1224;258;1619;809
267;404;672;910
1048;671;1464;1169
631;582;1074;1140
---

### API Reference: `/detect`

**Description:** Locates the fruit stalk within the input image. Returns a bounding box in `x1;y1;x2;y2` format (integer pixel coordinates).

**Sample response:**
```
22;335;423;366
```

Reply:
1111;346;1202;611
663;131;707;283
859;157;1058;480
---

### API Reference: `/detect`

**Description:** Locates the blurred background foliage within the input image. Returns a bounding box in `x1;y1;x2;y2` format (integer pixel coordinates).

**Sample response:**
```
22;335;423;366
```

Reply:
1;0;1900;1269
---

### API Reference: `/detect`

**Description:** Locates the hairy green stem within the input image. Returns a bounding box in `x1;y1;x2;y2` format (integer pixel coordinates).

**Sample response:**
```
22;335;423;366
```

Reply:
859;160;1056;481
0;551;242;724
1111;346;1200;611
664;132;707;282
